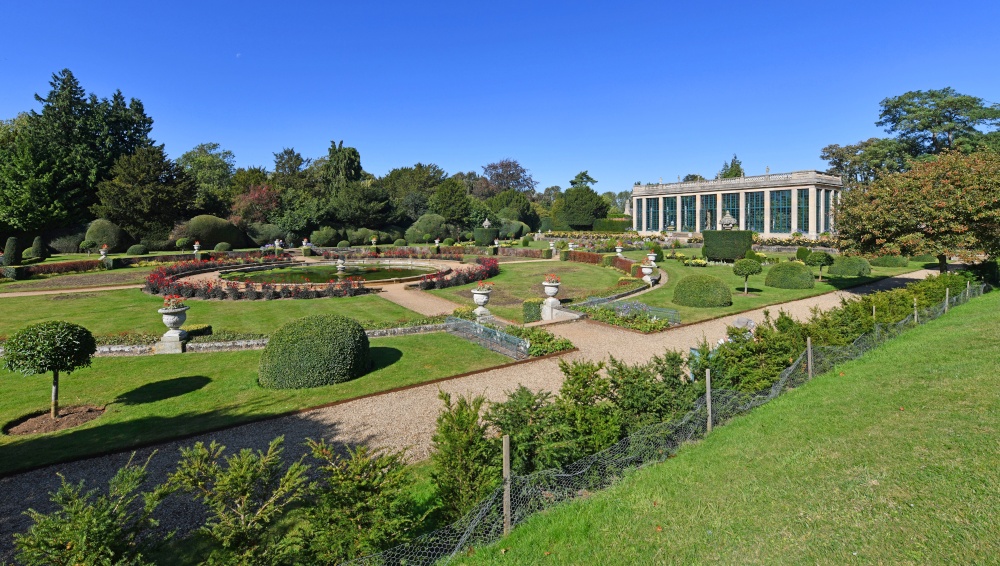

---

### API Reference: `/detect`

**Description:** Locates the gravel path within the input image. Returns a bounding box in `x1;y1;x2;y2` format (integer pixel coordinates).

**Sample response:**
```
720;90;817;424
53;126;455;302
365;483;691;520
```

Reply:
0;269;933;559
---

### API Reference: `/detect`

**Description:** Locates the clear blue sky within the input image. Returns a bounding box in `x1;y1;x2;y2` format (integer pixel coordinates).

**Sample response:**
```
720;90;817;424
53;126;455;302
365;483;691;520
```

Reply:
2;1;998;193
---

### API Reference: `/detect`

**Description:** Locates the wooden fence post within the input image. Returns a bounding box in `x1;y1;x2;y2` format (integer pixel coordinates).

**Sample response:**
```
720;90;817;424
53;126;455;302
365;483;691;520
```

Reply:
945;287;949;313
872;303;876;320
705;368;713;433
914;297;918;324
503;434;511;536
807;337;814;381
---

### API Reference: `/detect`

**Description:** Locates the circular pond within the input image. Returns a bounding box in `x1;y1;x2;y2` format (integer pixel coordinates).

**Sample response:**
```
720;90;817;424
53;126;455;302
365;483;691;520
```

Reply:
219;263;438;284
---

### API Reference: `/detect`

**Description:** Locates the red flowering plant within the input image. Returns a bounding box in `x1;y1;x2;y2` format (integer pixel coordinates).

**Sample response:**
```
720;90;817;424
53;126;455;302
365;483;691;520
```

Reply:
162;294;186;309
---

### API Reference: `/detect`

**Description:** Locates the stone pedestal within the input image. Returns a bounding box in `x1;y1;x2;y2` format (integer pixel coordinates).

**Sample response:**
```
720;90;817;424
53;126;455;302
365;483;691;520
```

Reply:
155;334;186;354
540;297;561;321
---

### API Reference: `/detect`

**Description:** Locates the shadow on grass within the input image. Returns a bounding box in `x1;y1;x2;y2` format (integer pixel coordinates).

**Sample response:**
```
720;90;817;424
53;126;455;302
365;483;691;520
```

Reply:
115;376;212;405
369;346;403;371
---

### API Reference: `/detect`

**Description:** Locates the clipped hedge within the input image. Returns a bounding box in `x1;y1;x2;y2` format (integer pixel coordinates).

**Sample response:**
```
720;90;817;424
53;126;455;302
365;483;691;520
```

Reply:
911;254;937;263
764;262;815;289
702;230;753;261
214;242;232;252
86;219;129;252
29;236;47;260
337;240;351;248
186;215;246;249
3;236;21;266
393;238;407;247
473;227;500;246
258;314;370;389
870;255;908;267
523;298;544;323
593;218;632;232
672;274;732;308
126;244;148;256
795;246;811;261
310;226;339;247
828;256;872;277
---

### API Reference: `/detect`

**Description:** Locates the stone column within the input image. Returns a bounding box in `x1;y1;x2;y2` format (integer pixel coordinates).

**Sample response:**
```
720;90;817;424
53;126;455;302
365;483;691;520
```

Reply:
809;187;817;236
738;191;746;230
695;193;703;233
633;198;639;231
716;192;722;230
676;195;682;232
763;190;771;236
791;188;799;234
659;196;666;234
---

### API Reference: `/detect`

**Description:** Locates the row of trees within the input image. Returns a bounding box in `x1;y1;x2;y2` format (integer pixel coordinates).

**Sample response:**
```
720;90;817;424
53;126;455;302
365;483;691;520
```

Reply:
823;88;1000;271
0;70;629;252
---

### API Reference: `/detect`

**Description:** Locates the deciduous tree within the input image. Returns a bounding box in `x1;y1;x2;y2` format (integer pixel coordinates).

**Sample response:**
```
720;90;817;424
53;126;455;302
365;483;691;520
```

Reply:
177;142;235;216
3;321;96;419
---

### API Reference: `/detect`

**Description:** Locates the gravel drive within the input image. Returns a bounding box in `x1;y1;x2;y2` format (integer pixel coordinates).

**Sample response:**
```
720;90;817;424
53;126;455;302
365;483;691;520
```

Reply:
0;269;932;560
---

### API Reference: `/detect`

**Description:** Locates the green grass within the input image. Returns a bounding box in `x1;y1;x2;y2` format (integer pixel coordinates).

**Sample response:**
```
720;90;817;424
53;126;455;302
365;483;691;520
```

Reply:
636;254;918;324
427;261;626;322
456;291;1000;565
0;290;426;338
0;332;511;475
0;266;158;293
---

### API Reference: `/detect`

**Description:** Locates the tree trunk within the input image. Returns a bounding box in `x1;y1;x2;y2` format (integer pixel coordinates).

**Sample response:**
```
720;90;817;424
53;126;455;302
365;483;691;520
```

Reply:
51;369;59;419
744;279;748;295
937;254;948;273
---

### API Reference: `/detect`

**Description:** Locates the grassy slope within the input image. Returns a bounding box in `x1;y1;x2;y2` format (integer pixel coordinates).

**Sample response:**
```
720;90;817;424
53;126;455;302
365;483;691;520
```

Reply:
457;291;1000;565
0;333;510;475
0;290;424;337
427;261;624;322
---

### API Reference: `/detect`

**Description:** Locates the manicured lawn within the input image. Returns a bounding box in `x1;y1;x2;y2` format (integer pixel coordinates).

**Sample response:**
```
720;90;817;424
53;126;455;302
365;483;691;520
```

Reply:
456;291;1000;565
636;253;919;324
427;260;625;322
0;290;426;338
0;332;511;475
0;266;158;293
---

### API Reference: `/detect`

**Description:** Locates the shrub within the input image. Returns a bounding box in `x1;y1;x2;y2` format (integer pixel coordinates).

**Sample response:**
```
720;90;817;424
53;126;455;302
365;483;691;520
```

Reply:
805;251;835;281
523;298;543;323
175;237;193;251
765;262;815;289
337;240;350;248
521;235;531;247
430;391;500;521
404;214;448;244
733;258;763;294
870;255;909;267
567;250;603;264
442;237;455;246
126;244;148;256
310;226;339;247
214;242;232;252
702;230;753;261
473;227;500;246
29;236;47;260
796;246;811;261
86;219;128;252
648;242;663;262
258;314;370;389
593;218;632;232
911;254;938;263
79;240;98;255
672;274;733;308
3;236;21;266
50;233;86;254
393;238;407;247
186;215;246;249
828;256;872;278
2;321;96;418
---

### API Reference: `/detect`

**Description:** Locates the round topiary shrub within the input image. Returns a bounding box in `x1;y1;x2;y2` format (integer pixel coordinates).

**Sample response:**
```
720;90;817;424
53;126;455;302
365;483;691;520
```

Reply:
828;256;872;277
214;242;232;252
30;236;47;260
310;226;338;247
672;274;733;308
258;315;371;389
186;215;246;249
126;244;148;256
796;246;811;261
393;238;407;247
443;238;455;246
765;262;815;289
85;219;127;252
337;240;350;248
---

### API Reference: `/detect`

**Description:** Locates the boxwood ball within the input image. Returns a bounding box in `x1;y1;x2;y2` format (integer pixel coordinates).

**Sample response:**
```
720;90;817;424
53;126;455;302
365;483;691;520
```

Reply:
258;314;370;389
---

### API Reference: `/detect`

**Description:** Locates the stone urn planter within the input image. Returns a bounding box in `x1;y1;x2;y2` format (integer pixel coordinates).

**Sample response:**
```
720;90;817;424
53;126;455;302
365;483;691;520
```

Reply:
157;306;190;340
471;289;491;307
646;252;657;262
568;242;576;251
336;258;346;273
615;246;624;257
641;264;654;277
543;281;560;298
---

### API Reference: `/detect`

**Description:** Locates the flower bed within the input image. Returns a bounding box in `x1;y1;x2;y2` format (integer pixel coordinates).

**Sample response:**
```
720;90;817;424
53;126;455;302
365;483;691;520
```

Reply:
323;248;463;262
577;301;677;332
566;250;604;264
418;257;500;290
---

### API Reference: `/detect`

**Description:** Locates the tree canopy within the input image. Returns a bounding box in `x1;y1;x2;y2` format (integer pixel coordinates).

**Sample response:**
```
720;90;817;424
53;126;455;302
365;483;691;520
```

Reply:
3;321;96;418
716;155;744;179
877;88;1000;155
177;142;235;216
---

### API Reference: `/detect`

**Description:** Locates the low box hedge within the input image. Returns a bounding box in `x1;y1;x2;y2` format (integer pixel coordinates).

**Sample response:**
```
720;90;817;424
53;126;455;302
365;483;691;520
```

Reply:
523;298;544;323
870;255;909;267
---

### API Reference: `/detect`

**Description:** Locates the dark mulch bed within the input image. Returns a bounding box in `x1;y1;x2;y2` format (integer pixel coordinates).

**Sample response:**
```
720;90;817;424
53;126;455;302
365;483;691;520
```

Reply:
4;405;104;435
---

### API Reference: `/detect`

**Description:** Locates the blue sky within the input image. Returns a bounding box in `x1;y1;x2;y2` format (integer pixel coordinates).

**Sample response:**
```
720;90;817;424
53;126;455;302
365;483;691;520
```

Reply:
2;1;998;193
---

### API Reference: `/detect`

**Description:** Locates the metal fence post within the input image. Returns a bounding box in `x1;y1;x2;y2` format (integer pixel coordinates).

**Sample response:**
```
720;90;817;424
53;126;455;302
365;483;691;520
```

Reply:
503;434;511;536
807;337;814;381
705;368;713;433
872;303;876;321
914;297;918;324
945;287;949;313
967;280;971;301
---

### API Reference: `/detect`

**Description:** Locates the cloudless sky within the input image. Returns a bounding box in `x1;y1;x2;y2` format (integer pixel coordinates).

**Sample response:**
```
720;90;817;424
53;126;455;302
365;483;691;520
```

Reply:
2;0;998;193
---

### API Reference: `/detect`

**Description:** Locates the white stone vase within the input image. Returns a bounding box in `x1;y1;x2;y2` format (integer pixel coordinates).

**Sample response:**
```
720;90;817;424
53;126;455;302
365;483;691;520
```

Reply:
615;246;623;257
641;265;654;277
157;306;190;339
646;252;657;262
471;289;491;307
543;282;560;298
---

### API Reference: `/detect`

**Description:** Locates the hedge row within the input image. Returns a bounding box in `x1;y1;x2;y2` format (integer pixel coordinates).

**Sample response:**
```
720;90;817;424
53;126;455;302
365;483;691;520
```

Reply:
417;257;500;290
523;298;544;323
592;218;633;232
564;250;603;264
145;277;370;300
702;230;753;261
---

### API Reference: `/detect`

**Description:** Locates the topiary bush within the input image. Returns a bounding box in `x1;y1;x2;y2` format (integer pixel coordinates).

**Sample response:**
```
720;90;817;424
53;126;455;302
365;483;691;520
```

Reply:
186;215;246;249
828;255;872;277
3;236;21;266
404;214;448;245
796;246;811;261
79;240;97;255
258;315;370;389
443;238;455;246
29;236;48;260
126;244;148;256
764;262;815;289
805;251;835;281
870;255;909;267
393;238;407;247
310;226;339;247
85;219;127;252
702;230;753;261
337;240;350;248
672;274;733;308
214;242;232;252
520;236;531;247
175;237;193;251
473;227;500;246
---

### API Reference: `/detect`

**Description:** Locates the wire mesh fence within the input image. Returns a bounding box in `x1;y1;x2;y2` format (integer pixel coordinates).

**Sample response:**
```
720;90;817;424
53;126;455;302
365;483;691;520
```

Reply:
444;317;530;360
348;284;986;566
569;296;682;325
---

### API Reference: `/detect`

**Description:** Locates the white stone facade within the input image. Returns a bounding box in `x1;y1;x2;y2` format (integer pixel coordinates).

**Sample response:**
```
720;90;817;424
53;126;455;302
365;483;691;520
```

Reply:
630;171;843;238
